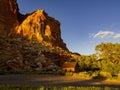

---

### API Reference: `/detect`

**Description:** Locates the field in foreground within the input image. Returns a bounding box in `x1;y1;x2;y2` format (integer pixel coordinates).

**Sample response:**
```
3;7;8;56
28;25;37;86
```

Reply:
0;74;120;88
0;85;120;90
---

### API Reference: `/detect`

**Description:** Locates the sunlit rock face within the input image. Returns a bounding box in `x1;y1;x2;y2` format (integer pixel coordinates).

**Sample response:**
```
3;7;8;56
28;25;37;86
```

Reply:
16;10;67;50
0;0;67;50
0;0;70;72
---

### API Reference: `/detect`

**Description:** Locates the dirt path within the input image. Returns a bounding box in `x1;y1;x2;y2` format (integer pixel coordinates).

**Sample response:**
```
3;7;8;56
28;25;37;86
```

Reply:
0;74;120;87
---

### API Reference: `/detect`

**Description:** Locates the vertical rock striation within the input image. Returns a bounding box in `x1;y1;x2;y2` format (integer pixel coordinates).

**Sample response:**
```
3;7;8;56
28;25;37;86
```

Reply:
0;0;71;72
0;0;19;36
16;10;67;50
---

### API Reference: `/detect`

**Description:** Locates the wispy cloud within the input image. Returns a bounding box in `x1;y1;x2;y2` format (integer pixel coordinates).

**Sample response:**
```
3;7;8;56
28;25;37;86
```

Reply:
93;31;114;38
93;31;120;39
114;34;120;39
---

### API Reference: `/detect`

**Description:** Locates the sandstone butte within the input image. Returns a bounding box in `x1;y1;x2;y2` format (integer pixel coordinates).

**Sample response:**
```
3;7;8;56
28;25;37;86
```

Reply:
0;0;80;72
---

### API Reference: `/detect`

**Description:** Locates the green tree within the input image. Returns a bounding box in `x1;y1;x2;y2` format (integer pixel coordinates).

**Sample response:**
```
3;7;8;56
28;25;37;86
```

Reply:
95;42;120;74
78;54;98;71
95;42;120;64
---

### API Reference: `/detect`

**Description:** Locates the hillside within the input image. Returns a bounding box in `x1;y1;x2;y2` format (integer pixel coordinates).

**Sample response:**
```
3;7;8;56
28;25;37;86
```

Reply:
0;0;75;72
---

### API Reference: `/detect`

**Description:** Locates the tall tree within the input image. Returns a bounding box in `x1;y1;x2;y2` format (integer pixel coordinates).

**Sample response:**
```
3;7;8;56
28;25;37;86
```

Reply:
95;42;120;64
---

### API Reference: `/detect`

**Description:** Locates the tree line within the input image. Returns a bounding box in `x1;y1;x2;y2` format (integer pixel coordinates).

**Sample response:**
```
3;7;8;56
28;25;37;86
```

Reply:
74;42;120;75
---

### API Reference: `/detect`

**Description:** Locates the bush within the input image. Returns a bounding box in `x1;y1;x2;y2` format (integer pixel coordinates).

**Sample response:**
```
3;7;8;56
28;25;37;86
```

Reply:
100;71;112;79
92;71;112;80
93;74;107;80
72;72;91;79
117;74;120;80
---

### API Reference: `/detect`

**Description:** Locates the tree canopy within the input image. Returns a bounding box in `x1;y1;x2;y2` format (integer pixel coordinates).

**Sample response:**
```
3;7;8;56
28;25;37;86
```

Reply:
95;42;120;64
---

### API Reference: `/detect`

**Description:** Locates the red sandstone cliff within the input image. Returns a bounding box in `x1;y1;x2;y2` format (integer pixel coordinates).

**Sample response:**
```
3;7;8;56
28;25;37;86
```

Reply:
0;0;71;72
0;0;19;35
16;10;67;50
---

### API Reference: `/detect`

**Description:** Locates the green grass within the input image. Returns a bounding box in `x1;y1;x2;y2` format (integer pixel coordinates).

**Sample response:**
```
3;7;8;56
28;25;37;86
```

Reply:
0;85;119;90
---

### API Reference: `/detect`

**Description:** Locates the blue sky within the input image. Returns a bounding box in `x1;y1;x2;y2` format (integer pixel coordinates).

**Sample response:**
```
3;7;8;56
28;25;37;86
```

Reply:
17;0;120;55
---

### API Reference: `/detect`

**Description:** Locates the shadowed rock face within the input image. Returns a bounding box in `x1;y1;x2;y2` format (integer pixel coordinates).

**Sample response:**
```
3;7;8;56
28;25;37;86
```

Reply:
0;0;19;36
0;0;71;72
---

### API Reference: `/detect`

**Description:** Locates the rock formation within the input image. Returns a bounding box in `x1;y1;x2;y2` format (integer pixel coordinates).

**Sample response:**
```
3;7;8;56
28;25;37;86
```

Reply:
16;10;67;50
0;0;72;72
0;0;18;36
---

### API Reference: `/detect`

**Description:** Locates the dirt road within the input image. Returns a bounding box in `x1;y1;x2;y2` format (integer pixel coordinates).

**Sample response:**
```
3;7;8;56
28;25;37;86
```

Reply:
0;74;120;87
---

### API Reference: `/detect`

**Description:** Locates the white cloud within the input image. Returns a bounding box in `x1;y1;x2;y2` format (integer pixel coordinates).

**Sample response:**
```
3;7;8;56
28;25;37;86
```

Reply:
114;34;120;39
93;31;120;39
93;31;114;38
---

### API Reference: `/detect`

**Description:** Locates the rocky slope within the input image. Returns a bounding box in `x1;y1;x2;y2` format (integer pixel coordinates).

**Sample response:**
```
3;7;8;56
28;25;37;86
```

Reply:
0;0;72;72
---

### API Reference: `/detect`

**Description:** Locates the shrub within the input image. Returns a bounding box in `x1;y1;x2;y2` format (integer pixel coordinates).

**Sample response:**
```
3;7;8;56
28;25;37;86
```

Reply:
92;71;112;80
76;72;91;79
100;71;112;79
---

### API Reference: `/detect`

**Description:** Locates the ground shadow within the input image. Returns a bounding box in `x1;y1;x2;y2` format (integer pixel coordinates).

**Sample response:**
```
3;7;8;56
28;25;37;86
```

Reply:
0;74;120;88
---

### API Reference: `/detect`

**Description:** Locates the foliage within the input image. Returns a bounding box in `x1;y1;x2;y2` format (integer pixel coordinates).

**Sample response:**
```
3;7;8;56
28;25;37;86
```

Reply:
98;59;120;75
70;42;120;80
92;74;107;80
95;42;120;64
92;71;112;80
73;72;91;78
76;54;99;71
0;85;119;90
95;42;120;74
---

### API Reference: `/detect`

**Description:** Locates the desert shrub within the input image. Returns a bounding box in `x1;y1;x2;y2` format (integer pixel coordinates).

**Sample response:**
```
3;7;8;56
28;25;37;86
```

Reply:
91;71;100;77
117;74;120;80
93;74;107;80
92;71;112;80
100;71;112;79
73;72;91;79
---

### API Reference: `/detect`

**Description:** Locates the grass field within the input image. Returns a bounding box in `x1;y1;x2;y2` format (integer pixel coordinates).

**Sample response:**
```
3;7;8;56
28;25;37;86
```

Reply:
0;85;120;90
